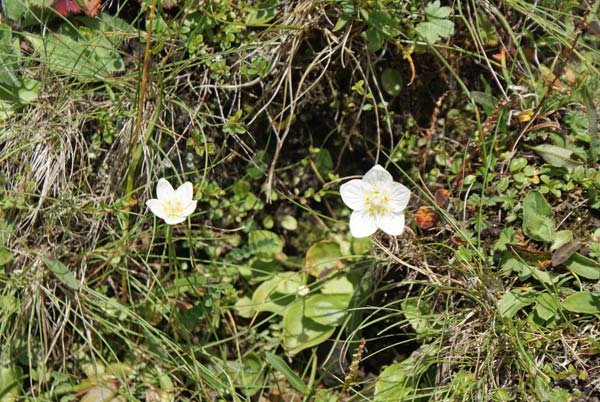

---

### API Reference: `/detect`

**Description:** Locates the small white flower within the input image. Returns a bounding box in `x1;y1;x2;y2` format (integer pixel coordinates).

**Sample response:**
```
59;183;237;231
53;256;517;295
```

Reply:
146;178;197;225
297;285;310;297
340;164;410;238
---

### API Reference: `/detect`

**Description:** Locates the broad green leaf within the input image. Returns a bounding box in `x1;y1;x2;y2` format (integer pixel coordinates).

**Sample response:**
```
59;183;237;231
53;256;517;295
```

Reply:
283;300;336;355
303;293;351;326
366;11;400;37
235;353;265;397
498;290;535;318
0;364;22;402
381;68;403;96
530;144;583;169
233;296;255;319
534;293;559;321
374;362;418;402
41;256;81;290
280;215;297;231
320;274;354;295
362;28;385;51
26;23;125;82
550;230;573;251
563;253;600;280
265;352;308;394
0;24;20;89
305;241;342;277
522;191;555;242
251;272;302;314
562;292;600;314
0;247;14;266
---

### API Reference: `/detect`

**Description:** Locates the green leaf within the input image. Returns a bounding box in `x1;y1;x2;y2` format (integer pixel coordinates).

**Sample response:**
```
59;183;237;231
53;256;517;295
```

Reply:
381;68;403;96
41;256;81;290
415;1;454;44
280;215;298;231
498;290;536;318
282;300;336;355
522;191;555;243
25;19;126;82
305;241;342;277
562;292;600;314
550;230;573;251
0;365;23;402
424;0;452;19
0;24;20;89
530;144;583;169
470;91;498;114
320;274;354;295
248;230;283;258
563;253;600;280
401;298;438;338
235;353;265;397
303;293;351;326
362;28;385;51
251;272;302;314
534;293;559;321
374;362;418;402
0;248;14;266
264;352;308;394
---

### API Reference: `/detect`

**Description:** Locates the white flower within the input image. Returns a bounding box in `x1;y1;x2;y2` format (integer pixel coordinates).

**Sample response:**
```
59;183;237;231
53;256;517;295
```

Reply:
146;178;197;225
340;164;410;238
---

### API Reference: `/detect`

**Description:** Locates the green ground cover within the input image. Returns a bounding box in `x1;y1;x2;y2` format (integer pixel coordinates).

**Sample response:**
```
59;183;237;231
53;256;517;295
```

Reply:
0;0;599;400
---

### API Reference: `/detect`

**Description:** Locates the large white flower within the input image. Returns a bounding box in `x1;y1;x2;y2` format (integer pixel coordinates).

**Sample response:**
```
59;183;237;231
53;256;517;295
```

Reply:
146;178;197;225
340;164;410;238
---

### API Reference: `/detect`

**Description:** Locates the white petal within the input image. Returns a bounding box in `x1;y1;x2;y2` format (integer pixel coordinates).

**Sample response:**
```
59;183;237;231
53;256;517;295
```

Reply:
146;199;167;220
175;182;194;203
182;200;197;217
156;178;175;200
377;212;405;236
349;210;378;238
363;164;393;185
388;182;411;211
163;215;187;225
340;179;368;210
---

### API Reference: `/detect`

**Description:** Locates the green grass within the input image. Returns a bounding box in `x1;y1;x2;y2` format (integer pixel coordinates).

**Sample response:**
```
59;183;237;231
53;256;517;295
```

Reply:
0;0;599;400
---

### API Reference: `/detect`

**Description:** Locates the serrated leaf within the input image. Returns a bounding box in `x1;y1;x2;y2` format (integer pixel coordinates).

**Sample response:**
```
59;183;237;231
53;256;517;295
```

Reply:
530;144;583;169
562;292;600;314
424;0;452;19
415;19;454;43
522;191;555;243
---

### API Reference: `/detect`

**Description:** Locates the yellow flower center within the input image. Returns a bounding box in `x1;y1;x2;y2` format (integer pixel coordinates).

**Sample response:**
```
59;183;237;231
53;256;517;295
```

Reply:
162;198;186;217
366;190;389;215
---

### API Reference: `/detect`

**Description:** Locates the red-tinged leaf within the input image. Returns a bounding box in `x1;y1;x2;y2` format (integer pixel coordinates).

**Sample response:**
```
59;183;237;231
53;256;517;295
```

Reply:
52;0;102;17
434;188;450;208
53;0;82;16
414;206;437;230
